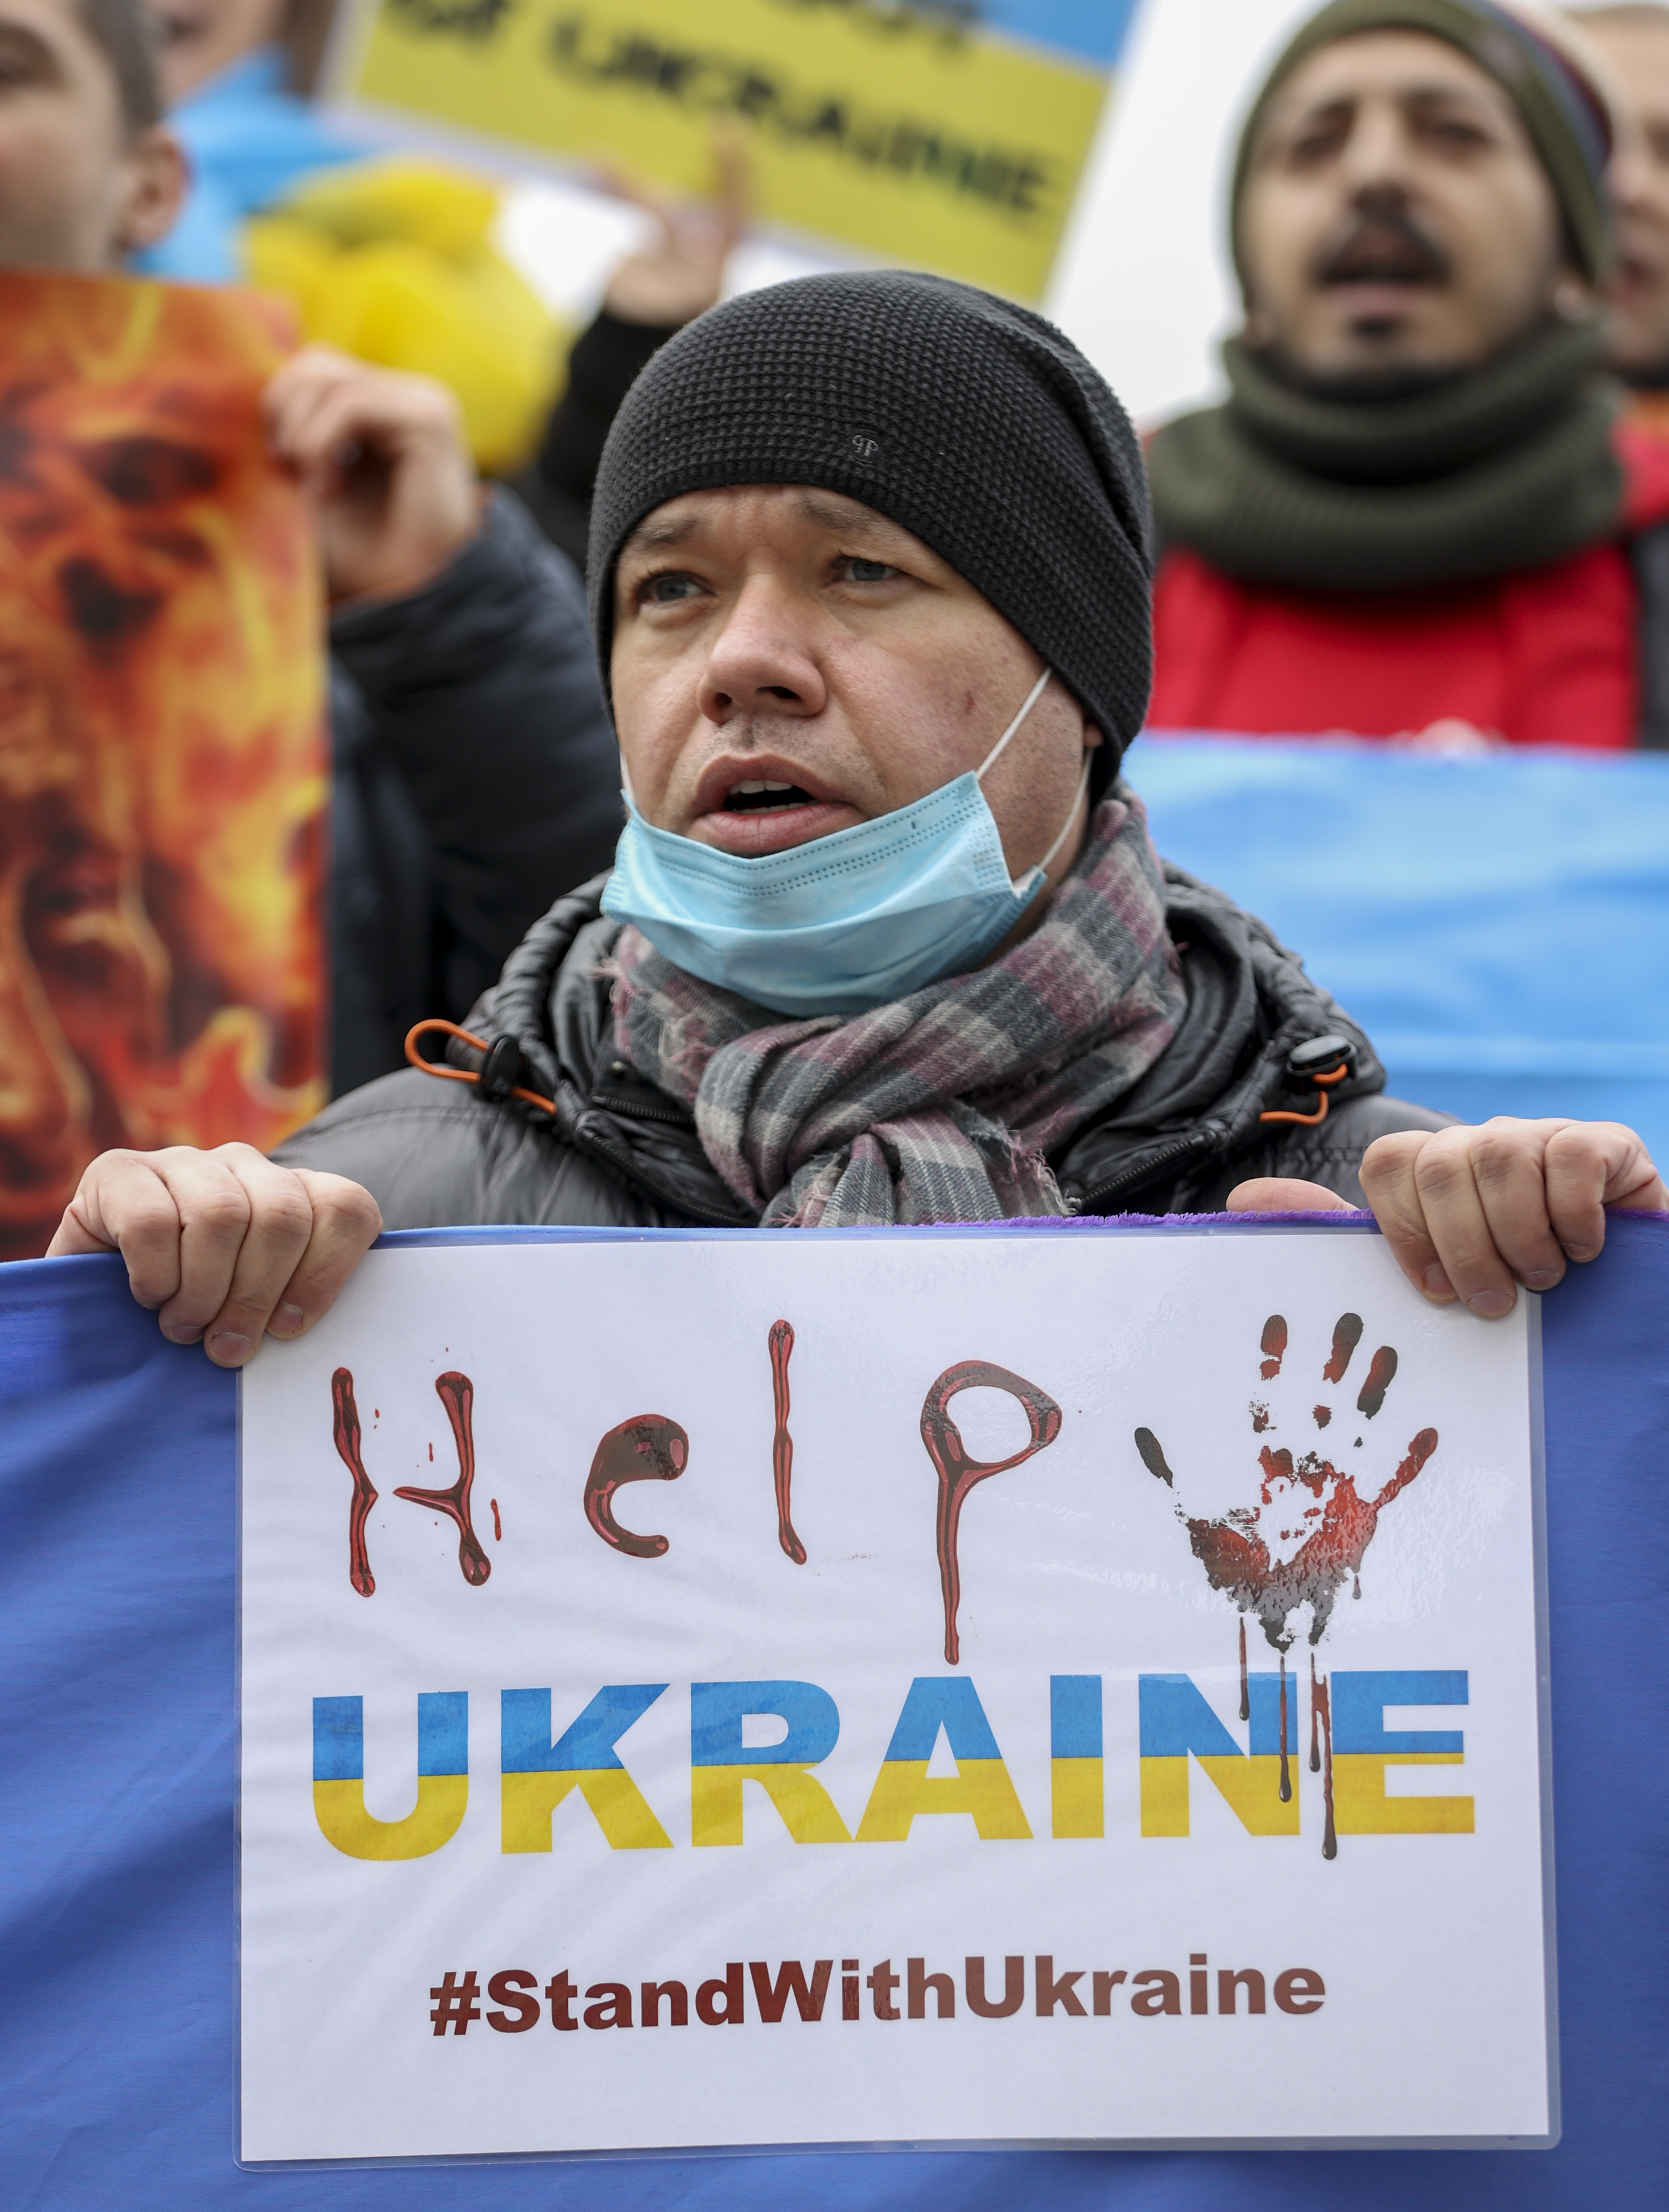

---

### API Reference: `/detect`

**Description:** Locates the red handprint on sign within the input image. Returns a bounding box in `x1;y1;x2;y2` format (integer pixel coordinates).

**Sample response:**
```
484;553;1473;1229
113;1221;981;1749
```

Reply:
1133;1310;1438;1653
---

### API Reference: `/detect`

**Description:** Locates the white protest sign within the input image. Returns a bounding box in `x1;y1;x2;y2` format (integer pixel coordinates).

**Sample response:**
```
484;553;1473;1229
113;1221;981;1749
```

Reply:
238;1223;1553;2162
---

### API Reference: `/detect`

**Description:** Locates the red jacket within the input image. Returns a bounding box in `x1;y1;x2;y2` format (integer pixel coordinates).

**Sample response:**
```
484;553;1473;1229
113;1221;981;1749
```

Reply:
1147;419;1669;746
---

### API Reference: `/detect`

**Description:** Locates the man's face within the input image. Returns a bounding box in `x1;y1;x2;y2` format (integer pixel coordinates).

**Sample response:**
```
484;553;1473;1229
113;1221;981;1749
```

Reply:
1238;30;1574;381
1585;14;1669;374
149;0;284;106
0;0;182;269
610;485;1099;908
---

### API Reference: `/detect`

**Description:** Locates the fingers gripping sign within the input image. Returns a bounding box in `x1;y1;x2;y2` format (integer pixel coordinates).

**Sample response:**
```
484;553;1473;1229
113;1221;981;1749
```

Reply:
1245;1116;1669;1315
1361;1118;1668;1314
46;1144;382;1367
1133;1310;1438;1656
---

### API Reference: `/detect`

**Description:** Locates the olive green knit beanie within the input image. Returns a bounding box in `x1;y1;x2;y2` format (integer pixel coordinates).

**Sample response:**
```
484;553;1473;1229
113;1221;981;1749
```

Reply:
1231;0;1615;286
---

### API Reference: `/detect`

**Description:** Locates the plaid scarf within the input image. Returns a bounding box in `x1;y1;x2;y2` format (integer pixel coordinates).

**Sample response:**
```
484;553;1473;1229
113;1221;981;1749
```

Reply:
607;790;1187;1227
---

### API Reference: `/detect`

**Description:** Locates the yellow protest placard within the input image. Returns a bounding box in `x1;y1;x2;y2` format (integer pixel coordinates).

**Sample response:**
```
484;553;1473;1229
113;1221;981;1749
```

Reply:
328;0;1140;302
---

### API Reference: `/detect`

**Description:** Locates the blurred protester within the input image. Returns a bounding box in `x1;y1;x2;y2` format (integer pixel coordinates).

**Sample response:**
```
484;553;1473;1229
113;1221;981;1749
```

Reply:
137;0;563;473
1146;0;1669;750
136;0;359;283
154;0;331;96
1573;6;1669;379
0;0;621;1126
512;144;748;575
0;0;184;263
273;349;622;1095
1572;2;1669;739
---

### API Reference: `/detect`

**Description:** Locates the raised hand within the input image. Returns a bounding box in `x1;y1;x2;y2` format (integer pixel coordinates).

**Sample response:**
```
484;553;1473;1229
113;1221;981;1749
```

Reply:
1134;1310;1437;1650
263;345;483;608
596;134;748;328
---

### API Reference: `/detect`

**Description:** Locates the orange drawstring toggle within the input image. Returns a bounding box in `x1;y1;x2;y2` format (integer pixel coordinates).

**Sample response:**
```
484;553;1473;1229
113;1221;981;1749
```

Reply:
403;1019;557;1115
1258;1033;1360;1130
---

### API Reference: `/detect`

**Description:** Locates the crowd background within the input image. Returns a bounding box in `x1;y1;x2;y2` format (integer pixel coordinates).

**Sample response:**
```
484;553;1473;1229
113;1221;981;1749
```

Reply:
3;15;1665;2202
3;0;1667;1250
187;0;1669;1153
1073;0;1669;1162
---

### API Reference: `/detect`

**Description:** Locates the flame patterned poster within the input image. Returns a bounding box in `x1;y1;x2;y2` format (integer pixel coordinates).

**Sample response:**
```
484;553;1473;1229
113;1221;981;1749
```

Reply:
0;273;326;1263
237;1222;1554;2161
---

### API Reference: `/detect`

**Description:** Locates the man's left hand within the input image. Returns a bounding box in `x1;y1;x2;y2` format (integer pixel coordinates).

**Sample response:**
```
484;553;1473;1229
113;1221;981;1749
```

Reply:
596;133;747;327
264;345;483;607
1230;1117;1666;1316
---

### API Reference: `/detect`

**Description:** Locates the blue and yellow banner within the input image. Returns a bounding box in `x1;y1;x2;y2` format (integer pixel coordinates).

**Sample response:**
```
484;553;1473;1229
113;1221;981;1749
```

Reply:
328;0;1142;300
3;1212;1669;2201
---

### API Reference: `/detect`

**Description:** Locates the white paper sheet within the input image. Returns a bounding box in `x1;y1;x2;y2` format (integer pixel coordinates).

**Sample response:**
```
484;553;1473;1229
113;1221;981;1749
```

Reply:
238;1224;1552;2162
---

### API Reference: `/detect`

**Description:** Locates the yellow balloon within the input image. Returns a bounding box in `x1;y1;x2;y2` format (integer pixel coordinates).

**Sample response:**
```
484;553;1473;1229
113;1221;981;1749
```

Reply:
242;156;572;473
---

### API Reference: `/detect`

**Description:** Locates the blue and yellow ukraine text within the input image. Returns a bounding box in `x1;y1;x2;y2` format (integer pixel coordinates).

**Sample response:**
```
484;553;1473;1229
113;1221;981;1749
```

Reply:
310;1670;1470;1859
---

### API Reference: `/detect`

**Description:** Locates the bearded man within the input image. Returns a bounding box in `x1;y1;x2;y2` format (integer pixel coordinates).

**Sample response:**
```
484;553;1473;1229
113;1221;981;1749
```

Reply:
1145;0;1669;748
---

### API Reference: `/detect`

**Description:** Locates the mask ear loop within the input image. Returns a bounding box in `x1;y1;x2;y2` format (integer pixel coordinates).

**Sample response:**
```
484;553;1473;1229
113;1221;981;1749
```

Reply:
1030;748;1095;881
975;667;1093;889
975;665;1053;783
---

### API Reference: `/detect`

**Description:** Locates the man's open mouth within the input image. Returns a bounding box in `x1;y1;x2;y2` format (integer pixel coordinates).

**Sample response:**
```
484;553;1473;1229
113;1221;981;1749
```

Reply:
151;6;205;43
724;780;817;813
1319;218;1447;289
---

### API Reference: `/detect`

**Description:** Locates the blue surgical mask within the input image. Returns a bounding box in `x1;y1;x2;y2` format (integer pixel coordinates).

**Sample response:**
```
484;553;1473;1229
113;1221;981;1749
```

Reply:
602;669;1087;1018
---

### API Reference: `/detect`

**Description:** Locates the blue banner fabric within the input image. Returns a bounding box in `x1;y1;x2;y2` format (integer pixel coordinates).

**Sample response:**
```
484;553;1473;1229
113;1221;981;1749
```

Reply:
2;1218;1666;2207
1134;738;1669;1165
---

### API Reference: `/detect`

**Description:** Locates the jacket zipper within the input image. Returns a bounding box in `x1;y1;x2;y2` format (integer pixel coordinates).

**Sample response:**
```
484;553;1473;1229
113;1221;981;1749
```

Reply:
1074;1128;1216;1214
591;1092;694;1129
573;1117;756;1230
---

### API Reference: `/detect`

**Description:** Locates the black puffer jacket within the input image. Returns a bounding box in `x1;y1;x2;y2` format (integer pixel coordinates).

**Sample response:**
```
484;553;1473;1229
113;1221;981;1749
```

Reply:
326;491;623;1095
274;868;1448;1225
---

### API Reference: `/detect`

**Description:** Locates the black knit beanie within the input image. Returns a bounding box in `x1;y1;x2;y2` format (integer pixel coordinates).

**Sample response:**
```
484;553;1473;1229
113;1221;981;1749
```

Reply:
587;271;1154;797
1232;0;1615;286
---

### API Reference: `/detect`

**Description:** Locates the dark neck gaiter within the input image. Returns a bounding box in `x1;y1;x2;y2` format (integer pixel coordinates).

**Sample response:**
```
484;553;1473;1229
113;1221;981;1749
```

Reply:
1147;321;1623;592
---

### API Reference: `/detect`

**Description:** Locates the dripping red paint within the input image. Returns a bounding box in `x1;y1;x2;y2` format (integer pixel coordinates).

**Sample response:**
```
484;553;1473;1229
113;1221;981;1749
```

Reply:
922;1361;1061;1665
330;1367;377;1598
1309;1651;1320;1772
584;1416;688;1558
1314;1669;1337;1859
1278;1651;1292;1803
392;1372;491;1586
768;1319;805;1565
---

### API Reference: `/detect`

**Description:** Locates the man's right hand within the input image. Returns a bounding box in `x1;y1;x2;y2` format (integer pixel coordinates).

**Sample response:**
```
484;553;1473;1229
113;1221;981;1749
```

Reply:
46;1146;382;1367
264;345;483;609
